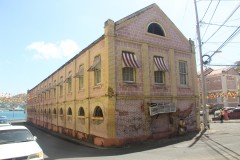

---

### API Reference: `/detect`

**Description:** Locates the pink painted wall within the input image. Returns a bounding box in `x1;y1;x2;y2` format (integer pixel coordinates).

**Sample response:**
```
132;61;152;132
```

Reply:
115;6;191;52
114;5;197;137
116;100;145;138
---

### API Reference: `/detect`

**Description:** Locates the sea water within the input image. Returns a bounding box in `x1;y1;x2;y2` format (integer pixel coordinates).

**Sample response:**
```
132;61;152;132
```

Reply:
0;111;27;120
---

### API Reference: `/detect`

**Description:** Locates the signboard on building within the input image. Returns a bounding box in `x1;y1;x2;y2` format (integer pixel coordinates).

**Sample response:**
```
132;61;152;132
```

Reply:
149;103;176;116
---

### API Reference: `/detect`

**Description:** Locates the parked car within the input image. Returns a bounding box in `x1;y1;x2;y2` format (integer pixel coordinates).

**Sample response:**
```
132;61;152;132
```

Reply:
214;107;235;118
0;116;11;126
0;125;44;160
228;107;240;119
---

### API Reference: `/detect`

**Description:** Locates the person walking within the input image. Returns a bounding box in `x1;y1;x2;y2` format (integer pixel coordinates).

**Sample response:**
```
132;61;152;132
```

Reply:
220;109;224;123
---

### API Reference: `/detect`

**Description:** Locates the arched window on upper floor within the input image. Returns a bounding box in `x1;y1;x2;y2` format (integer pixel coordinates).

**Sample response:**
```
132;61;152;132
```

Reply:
147;23;165;37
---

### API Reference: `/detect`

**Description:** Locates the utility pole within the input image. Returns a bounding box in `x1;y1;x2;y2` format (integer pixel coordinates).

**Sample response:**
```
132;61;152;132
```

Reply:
194;0;209;129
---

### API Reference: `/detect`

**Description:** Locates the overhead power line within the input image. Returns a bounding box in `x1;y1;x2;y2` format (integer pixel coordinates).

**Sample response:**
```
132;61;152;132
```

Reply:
216;26;240;50
208;26;240;60
198;0;240;1
201;0;213;21
203;2;240;44
200;22;238;28
205;41;240;43
201;0;221;40
207;64;240;66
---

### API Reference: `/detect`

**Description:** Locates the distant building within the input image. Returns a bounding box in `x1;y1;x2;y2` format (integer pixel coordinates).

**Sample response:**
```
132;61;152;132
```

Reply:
199;67;240;108
27;4;199;147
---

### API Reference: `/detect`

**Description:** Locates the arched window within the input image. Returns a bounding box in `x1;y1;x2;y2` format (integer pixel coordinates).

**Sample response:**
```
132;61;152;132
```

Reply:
67;107;72;115
147;23;165;36
48;108;51;114
53;108;57;114
93;106;103;117
78;107;85;116
59;108;63;115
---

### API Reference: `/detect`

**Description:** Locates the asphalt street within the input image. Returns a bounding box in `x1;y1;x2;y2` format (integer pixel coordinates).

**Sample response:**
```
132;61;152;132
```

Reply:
13;121;240;160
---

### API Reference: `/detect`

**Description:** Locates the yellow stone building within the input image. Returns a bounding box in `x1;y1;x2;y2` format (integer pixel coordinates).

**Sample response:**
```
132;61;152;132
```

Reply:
27;4;200;147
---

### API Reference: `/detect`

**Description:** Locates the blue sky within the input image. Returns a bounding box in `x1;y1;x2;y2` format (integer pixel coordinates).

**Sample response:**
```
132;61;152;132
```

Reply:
0;0;239;96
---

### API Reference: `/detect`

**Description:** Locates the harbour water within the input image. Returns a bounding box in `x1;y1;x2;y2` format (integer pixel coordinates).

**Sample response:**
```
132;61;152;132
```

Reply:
0;110;27;120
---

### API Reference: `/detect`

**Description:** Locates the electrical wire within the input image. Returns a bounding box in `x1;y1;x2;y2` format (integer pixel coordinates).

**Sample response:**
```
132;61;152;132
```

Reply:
206;41;240;43
198;0;240;1
203;2;240;44
209;26;240;59
202;0;221;41
181;0;189;26
200;22;238;28
201;0;213;22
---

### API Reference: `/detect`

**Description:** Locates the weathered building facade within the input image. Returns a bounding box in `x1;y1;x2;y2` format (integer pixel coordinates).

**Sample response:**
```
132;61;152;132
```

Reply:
27;4;200;147
205;67;240;107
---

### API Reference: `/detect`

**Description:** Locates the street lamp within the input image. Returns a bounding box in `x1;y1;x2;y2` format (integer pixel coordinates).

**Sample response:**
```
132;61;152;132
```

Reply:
202;51;222;65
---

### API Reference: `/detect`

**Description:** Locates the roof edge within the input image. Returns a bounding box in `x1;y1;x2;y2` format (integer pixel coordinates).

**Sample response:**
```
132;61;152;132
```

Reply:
29;35;105;92
115;3;157;26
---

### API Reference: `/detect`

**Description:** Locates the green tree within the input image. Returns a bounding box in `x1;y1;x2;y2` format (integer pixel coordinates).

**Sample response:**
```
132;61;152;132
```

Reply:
234;61;240;73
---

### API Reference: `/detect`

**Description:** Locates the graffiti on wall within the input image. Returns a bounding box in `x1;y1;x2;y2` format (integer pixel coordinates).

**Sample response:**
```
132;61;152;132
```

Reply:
174;103;196;135
116;100;145;138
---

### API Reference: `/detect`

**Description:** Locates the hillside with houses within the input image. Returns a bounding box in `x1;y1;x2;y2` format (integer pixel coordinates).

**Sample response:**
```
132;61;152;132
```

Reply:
0;93;27;111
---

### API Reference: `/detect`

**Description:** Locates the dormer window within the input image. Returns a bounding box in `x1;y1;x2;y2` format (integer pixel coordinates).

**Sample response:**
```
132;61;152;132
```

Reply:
147;23;165;36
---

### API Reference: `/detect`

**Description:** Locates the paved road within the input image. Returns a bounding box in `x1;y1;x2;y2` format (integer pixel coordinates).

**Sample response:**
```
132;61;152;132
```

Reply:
13;122;240;160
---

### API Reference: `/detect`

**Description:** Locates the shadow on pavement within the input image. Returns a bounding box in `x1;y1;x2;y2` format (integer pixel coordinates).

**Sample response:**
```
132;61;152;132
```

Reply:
202;135;240;160
188;129;206;148
13;122;200;160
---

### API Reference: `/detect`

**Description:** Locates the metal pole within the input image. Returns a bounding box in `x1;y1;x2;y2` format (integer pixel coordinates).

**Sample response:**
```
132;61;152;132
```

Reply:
194;0;209;129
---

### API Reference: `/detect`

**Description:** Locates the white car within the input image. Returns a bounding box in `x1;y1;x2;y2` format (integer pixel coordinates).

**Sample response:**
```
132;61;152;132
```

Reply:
0;125;44;160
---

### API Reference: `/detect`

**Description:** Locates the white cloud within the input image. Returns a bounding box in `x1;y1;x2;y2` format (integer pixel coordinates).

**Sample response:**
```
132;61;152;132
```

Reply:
60;39;80;58
26;39;80;60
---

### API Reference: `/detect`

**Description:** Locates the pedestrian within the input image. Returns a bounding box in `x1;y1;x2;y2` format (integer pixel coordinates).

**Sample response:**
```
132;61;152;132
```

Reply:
220;109;224;123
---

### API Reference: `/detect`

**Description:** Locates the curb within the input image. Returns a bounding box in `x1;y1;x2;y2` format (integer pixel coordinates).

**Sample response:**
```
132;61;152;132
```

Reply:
211;120;240;123
24;122;104;149
23;122;201;150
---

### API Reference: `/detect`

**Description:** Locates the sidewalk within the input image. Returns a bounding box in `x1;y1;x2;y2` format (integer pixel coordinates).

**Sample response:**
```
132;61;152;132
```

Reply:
12;119;240;150
211;119;240;123
12;121;240;159
24;122;103;149
23;121;199;149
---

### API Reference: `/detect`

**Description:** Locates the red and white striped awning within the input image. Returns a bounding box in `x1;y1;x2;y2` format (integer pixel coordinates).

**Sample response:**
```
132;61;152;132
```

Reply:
122;52;139;68
154;56;168;71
